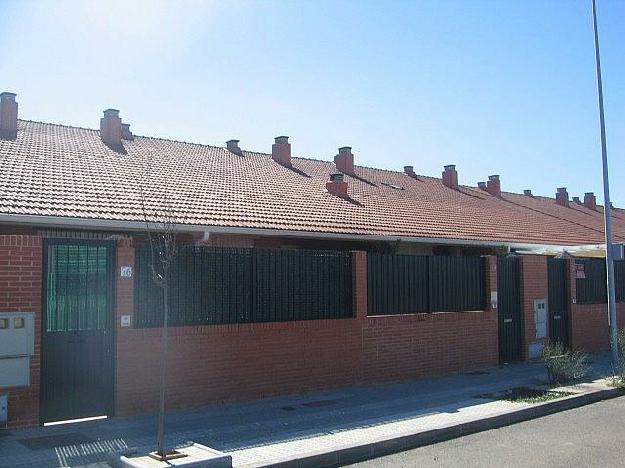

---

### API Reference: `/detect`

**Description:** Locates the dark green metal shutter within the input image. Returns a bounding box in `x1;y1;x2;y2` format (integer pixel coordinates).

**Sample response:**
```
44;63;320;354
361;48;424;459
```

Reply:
497;256;522;363
548;258;569;346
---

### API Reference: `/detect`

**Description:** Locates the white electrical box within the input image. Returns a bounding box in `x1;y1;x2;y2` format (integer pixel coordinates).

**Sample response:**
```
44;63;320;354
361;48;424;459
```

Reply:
0;312;35;388
534;299;547;339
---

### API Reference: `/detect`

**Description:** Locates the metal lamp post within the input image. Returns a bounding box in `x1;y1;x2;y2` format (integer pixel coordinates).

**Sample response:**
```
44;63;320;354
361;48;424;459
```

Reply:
591;0;619;370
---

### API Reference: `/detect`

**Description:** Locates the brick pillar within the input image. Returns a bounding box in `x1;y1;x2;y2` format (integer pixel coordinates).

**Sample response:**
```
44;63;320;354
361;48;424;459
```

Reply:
519;255;549;360
0;235;43;427
115;238;135;329
568;257;581;350
114;238;135;415
352;251;368;320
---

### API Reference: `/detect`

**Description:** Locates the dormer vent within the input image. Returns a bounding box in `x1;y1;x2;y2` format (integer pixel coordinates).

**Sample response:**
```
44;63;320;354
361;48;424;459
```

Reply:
0;92;18;140
334;146;354;174
272;136;291;166
227;139;242;156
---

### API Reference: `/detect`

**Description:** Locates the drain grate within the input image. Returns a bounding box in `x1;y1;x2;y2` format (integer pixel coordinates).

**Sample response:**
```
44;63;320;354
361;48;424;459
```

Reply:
463;370;490;376
18;432;95;450
302;399;336;408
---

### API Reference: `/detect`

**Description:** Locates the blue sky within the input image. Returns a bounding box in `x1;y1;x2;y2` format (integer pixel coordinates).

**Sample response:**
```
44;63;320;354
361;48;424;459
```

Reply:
1;0;623;205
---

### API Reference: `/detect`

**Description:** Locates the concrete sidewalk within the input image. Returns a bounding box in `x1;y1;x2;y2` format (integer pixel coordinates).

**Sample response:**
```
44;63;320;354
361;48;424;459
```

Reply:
0;354;616;468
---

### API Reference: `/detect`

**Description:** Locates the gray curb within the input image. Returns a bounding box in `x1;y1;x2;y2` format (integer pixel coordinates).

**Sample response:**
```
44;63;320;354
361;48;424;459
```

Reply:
248;386;623;468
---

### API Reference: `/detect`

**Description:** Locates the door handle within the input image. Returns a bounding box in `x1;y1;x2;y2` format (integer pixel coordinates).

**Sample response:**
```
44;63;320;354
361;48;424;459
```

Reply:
503;318;513;323
554;315;561;320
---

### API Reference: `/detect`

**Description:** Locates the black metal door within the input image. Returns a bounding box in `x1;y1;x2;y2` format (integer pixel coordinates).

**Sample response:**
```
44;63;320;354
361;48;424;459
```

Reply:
498;256;522;363
41;240;115;423
548;258;569;346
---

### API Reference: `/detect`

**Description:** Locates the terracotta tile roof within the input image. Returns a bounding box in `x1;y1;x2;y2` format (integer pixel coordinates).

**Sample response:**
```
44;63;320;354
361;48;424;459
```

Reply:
1;120;624;246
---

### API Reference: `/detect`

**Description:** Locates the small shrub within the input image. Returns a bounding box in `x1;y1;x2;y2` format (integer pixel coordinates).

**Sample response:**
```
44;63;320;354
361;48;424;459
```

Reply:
543;342;588;386
613;329;625;385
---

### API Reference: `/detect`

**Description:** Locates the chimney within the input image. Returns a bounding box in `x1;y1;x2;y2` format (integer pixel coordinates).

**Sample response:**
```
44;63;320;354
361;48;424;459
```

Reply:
478;181;487;190
334;146;354;174
524;189;533;196
227;139;242;156
100;109;122;147
442;164;458;189
555;187;569;207
121;123;134;141
0;92;18;140
272;136;291;166
486;175;501;197
584;192;597;210
326;173;348;197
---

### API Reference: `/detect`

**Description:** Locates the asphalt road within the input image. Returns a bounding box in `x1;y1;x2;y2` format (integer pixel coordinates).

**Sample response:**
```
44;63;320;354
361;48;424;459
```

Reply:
347;396;625;468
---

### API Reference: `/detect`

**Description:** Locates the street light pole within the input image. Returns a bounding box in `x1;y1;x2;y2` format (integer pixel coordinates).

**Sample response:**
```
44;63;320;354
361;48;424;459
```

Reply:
591;0;619;370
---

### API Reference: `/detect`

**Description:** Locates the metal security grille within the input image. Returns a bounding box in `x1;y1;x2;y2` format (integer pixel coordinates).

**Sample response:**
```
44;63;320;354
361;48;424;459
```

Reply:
45;244;109;331
498;255;522;363
135;246;353;327
548;258;569;346
576;259;625;304
367;254;486;315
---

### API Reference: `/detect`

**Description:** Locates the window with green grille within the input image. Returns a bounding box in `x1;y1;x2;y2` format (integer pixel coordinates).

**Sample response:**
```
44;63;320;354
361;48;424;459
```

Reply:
45;244;110;332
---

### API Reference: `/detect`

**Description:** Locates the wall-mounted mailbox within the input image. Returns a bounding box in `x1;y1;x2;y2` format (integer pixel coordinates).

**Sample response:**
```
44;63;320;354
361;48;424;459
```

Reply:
0;312;35;388
534;299;547;339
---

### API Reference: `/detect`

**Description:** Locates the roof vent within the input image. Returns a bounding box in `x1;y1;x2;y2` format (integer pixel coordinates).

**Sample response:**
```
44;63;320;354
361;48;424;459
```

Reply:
227;139;242;156
478;181;487;190
486;175;501;197
121;123;134;141
555;187;569;207
573;196;581;204
442;164;458;189
326;173;348;196
272;136;291;166
334;146;354;174
584;192;597;210
100;109;122;147
0;92;18;140
524;189;533;196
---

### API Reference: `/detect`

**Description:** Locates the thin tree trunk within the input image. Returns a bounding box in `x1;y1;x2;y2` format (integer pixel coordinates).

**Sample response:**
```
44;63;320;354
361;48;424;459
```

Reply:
156;278;169;456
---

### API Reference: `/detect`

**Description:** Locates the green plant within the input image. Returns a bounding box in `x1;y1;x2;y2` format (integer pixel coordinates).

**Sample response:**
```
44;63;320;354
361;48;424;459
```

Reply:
542;342;588;386
503;387;572;403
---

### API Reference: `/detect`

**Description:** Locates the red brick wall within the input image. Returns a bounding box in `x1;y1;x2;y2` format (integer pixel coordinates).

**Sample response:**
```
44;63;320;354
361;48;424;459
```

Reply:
362;311;498;382
114;251;498;415
519;255;549;360
0;235;42;427
570;303;625;352
116;320;363;415
568;258;625;352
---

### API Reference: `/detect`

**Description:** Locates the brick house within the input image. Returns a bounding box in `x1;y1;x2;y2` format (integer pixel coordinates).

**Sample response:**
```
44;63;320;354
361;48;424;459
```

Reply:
1;91;624;428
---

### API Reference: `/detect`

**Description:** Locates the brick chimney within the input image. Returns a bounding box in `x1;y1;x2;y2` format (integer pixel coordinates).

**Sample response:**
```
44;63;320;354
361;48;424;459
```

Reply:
121;123;134;141
584;192;597;210
334;146;354;174
524;189;533;196
573;196;581;204
326;173;348;197
227;139;242;156
478;181;487;190
555;187;569;207
100;109;122;147
486;175;501;197
0;92;18;140
272;136;291;166
442;164;458;189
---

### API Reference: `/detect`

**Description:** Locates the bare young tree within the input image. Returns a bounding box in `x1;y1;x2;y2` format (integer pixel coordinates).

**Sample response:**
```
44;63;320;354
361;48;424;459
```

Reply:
137;155;179;459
